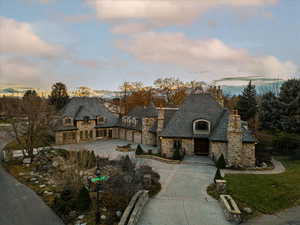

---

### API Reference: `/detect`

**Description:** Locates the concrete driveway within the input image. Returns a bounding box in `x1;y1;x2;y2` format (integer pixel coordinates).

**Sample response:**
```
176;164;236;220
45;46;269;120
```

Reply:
137;156;231;225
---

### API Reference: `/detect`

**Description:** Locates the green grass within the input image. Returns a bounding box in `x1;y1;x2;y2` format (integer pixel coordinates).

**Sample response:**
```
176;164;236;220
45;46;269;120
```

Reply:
225;157;300;214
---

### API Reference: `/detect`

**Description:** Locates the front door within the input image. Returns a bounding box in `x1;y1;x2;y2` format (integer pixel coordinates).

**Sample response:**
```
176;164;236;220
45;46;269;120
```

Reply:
194;138;209;155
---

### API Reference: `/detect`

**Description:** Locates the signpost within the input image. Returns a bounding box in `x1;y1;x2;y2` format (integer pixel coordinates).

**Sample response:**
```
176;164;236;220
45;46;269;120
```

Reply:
91;176;109;183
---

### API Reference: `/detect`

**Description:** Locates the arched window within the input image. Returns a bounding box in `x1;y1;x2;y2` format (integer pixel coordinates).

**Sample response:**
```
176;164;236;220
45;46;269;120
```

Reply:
195;121;209;131
193;119;210;133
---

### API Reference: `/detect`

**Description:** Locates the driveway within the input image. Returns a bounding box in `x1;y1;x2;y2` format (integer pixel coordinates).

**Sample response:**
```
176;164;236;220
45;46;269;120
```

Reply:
58;140;230;225
0;135;64;225
137;156;231;225
56;139;158;160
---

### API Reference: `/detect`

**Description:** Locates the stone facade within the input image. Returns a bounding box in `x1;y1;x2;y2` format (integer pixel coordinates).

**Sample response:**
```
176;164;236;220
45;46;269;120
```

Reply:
160;138;173;158
182;139;194;156
210;142;227;161
142;118;156;146
242;143;256;167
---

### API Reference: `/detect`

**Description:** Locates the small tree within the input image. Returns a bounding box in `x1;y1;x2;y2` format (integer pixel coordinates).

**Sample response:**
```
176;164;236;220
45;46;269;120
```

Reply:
216;154;227;169
214;168;222;183
136;144;144;155
76;186;91;211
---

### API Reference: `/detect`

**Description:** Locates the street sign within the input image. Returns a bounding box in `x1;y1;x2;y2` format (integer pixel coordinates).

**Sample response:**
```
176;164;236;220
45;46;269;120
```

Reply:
91;176;109;183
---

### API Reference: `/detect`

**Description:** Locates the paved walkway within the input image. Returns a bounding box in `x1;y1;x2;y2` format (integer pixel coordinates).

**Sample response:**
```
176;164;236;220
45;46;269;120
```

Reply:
222;158;285;175
244;206;300;225
137;156;231;225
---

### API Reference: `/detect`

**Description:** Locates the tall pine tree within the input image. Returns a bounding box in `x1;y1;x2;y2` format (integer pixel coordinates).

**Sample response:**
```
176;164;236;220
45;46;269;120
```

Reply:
259;92;281;130
237;81;258;121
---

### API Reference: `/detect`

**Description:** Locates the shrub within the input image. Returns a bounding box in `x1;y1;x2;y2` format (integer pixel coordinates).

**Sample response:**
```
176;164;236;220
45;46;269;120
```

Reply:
214;168;222;183
172;147;181;160
76;187;91;211
136;144;144;155
272;132;300;155
216;154;226;169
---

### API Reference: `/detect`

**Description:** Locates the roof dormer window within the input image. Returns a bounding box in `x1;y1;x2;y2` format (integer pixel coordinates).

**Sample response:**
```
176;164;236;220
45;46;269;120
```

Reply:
63;117;72;126
193;119;210;134
97;116;105;125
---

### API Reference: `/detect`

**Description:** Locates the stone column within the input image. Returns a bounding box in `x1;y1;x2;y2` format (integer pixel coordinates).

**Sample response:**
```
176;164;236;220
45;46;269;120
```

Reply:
227;110;242;167
156;108;165;147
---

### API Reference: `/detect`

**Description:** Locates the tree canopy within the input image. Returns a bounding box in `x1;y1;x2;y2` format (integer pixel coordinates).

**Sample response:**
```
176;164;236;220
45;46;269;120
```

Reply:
49;82;69;110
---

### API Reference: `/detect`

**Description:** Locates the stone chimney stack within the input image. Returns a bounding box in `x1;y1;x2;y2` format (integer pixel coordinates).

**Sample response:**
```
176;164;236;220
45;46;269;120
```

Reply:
156;108;165;146
227;110;243;167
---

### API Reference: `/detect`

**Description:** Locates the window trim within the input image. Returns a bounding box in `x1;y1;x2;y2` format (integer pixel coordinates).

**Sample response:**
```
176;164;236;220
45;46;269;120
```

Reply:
193;119;210;134
63;117;73;126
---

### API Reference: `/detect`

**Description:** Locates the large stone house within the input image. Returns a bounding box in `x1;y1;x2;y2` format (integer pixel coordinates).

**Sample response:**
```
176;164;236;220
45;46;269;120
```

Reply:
55;93;256;167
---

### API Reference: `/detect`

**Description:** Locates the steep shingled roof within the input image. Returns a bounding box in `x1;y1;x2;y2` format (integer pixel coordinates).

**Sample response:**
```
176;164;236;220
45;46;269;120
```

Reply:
160;94;223;138
60;97;119;127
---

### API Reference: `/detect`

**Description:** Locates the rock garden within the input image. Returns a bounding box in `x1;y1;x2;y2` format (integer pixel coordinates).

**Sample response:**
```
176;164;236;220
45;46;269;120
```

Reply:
3;148;161;225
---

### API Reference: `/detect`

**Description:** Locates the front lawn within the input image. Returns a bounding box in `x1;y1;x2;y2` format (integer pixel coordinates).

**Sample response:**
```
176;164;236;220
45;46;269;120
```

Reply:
225;157;300;214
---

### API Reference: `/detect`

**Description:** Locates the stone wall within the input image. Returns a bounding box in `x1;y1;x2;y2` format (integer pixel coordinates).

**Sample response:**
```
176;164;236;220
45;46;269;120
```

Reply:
55;132;63;145
182;139;194;156
210;142;227;161
227;112;243;167
133;131;142;144
161;138;173;158
126;130;134;142
142;118;156;145
242;143;256;167
119;128;126;140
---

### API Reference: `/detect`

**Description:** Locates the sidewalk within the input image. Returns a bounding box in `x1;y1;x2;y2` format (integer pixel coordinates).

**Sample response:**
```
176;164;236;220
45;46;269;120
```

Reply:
222;158;285;175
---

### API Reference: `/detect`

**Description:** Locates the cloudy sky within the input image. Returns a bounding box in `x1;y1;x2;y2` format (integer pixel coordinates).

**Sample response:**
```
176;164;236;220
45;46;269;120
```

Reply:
0;0;299;90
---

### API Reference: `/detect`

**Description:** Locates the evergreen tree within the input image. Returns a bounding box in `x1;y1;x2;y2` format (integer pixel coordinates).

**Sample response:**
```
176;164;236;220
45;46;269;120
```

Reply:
214;168;222;183
172;147;182;160
259;92;281;130
216;154;226;169
76;187;91;211
278;79;300;133
236;81;258;121
49;82;69;110
136;144;144;155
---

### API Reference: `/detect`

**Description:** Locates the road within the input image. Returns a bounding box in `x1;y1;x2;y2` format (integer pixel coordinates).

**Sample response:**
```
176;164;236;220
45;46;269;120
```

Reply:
0;136;65;225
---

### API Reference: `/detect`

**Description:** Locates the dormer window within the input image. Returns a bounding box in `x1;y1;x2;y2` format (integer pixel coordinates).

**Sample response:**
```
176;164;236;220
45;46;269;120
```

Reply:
97;116;105;125
64;117;72;126
193;119;210;134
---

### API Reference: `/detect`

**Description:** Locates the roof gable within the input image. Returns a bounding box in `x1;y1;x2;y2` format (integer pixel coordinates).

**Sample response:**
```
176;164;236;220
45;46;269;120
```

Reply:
160;94;223;138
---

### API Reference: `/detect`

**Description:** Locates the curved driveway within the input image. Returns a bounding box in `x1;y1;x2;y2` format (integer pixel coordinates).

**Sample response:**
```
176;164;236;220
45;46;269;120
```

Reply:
137;156;231;225
0;136;65;225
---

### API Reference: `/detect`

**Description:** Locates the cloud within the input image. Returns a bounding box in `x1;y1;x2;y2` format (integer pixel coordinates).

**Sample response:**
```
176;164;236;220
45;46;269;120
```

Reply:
87;0;277;26
0;17;63;58
116;32;298;81
111;23;154;34
0;57;47;86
